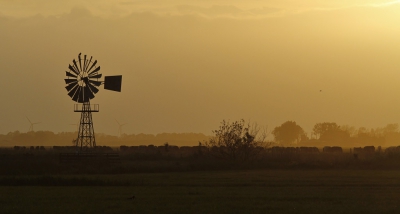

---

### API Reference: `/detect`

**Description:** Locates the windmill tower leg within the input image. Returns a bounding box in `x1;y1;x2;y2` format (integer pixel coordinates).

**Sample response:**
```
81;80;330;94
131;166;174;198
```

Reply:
76;102;96;150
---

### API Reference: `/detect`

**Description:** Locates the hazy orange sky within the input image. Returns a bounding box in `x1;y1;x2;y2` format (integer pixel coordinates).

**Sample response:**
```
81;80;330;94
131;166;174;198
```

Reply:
1;0;400;137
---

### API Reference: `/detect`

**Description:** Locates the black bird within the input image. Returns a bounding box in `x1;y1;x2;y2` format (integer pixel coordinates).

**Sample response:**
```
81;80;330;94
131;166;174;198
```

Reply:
128;196;135;200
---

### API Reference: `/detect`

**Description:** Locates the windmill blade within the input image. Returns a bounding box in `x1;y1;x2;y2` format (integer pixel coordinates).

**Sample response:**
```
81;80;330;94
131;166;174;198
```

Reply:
77;87;85;103
72;86;82;102
85;86;95;99
84;86;95;100
65;82;78;92
78;53;82;72
88;66;101;76
65;79;77;84
26;116;32;124
115;119;121;125
68;85;80;98
73;59;80;75
68;65;79;75
89;80;102;86
82;87;92;103
84;56;93;72
87;82;99;94
78;94;85;103
89;73;102;79
87;60;97;73
83;55;87;72
66;71;77;78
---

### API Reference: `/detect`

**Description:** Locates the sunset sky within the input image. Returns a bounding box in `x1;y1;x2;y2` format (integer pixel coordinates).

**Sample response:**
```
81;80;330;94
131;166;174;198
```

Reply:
1;0;400;137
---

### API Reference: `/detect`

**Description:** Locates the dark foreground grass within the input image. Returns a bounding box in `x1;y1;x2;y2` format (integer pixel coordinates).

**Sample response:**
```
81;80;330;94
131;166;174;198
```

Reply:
2;170;400;213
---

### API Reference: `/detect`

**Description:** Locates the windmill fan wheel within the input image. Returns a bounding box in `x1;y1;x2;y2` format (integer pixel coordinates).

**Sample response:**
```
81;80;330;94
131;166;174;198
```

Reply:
64;53;102;103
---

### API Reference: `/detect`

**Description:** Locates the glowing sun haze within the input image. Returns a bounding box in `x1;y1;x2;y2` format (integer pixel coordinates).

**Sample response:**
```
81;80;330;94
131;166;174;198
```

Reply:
1;0;400;136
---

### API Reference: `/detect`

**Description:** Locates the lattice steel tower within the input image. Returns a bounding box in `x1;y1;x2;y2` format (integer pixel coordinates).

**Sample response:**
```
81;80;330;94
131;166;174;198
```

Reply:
74;103;98;149
64;53;122;150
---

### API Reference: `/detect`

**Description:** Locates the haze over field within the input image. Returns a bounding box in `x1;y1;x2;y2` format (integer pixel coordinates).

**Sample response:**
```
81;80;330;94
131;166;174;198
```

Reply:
1;0;400;136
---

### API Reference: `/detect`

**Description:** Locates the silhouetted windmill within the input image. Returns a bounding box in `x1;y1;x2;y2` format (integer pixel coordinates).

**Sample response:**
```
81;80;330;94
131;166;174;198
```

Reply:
64;53;122;150
115;119;127;137
26;116;40;132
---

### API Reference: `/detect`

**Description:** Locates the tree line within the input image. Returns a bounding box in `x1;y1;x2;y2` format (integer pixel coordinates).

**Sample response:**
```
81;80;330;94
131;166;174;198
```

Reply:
1;120;400;148
272;121;400;147
200;120;400;163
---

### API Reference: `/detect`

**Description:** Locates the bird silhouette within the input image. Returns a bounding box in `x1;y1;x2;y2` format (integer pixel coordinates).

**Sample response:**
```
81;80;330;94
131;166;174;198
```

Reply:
128;196;135;200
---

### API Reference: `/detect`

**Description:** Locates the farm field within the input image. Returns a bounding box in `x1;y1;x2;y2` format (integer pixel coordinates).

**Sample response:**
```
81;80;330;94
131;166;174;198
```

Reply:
2;170;400;214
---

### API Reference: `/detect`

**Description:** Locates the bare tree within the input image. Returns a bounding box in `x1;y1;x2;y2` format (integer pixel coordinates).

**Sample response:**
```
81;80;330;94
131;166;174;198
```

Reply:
204;119;269;162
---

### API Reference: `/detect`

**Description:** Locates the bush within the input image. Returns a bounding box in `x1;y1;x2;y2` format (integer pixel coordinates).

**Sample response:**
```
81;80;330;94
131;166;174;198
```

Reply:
204;119;269;162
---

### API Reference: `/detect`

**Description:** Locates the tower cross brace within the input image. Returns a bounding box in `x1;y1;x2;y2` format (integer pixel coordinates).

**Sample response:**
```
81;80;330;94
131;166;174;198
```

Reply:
75;102;99;150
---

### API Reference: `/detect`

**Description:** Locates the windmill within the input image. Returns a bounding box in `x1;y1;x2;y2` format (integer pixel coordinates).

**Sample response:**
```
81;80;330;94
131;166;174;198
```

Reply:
115;119;128;137
26;116;40;132
64;53;122;150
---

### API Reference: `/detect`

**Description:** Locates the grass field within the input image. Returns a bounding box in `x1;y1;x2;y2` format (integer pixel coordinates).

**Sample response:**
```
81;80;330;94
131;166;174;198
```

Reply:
2;170;400;213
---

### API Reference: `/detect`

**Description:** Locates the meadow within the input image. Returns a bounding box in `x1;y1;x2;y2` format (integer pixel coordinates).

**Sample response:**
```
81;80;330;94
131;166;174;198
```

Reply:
2;148;400;213
2;170;400;213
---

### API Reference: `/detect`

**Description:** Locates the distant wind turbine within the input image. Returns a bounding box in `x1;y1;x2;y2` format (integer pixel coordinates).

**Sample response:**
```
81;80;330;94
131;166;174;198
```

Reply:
26;116;41;132
115;119;128;137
